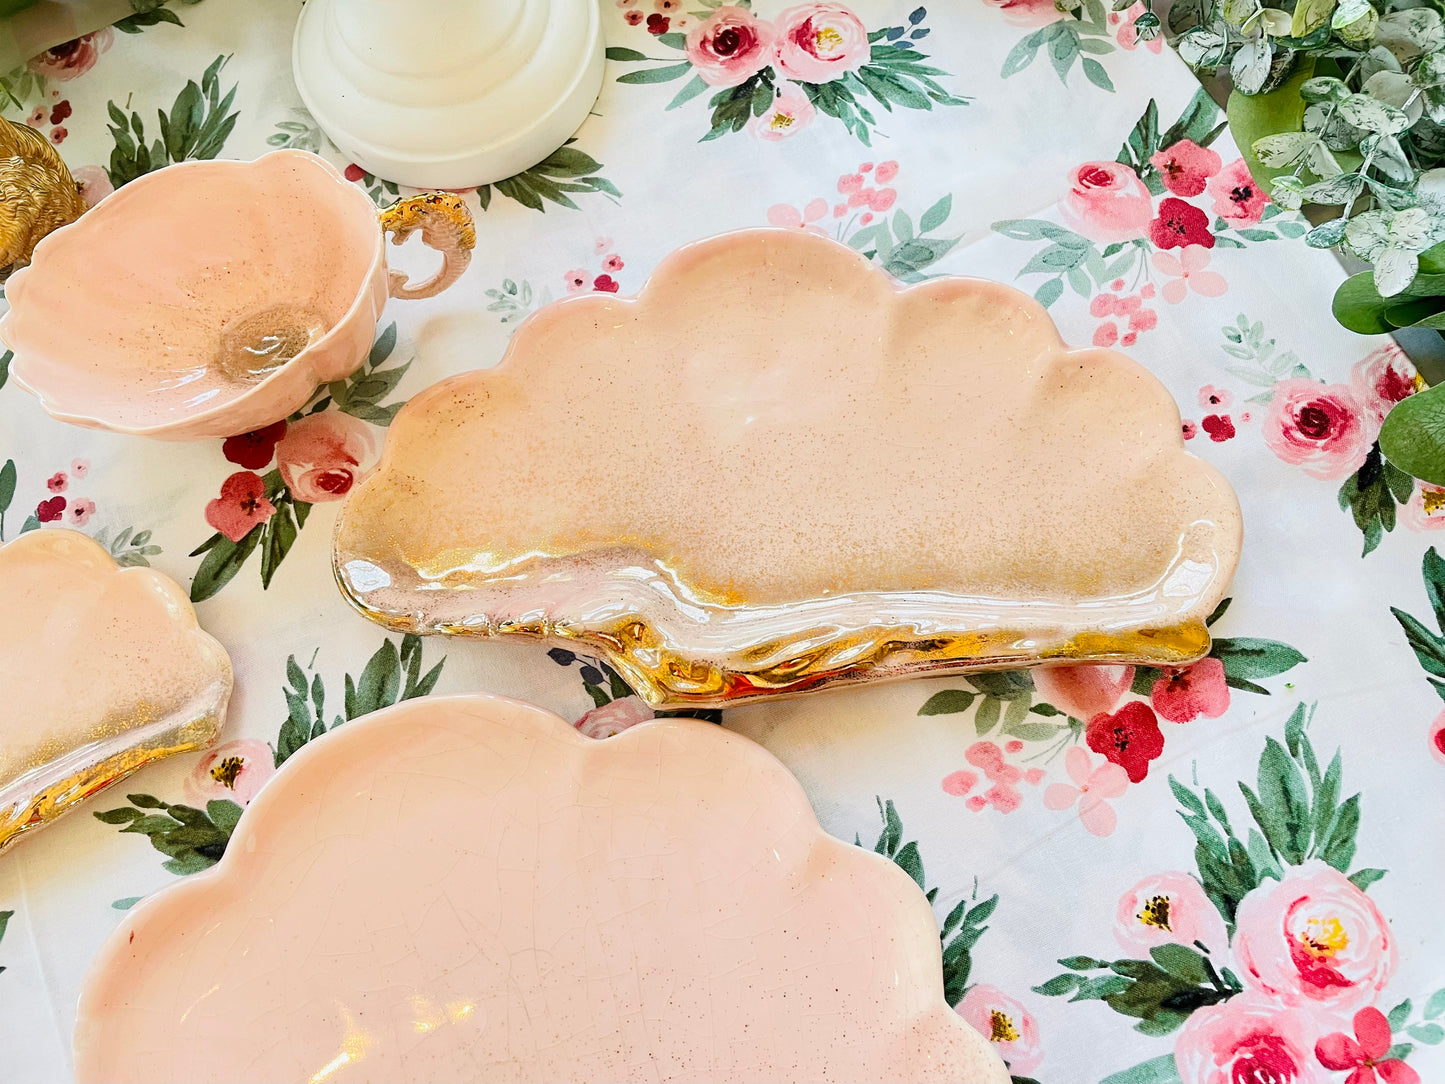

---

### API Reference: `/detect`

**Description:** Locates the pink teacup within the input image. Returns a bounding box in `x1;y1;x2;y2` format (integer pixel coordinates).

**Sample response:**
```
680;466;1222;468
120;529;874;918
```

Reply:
0;150;473;440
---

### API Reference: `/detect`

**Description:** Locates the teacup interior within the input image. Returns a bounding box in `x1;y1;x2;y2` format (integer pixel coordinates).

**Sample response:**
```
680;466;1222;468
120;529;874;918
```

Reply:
12;153;380;429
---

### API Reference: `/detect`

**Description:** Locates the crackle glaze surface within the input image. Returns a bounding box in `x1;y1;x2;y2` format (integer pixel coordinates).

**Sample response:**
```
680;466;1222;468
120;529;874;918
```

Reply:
0;150;388;439
335;228;1242;707
74;694;1008;1084
0;529;231;851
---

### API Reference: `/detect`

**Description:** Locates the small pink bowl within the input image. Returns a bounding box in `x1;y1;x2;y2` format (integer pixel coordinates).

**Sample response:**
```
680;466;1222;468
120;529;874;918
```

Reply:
0;150;470;440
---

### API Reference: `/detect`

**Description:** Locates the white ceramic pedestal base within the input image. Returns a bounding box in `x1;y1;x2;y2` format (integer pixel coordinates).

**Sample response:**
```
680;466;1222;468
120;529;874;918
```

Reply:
292;0;604;190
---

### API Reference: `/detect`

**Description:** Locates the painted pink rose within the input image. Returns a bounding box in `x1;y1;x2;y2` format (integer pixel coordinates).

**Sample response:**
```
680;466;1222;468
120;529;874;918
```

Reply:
69;165;114;209
1151;657;1230;723
751;82;816;140
27;28;113;81
274;413;377;504
1060;161;1154;244
1351;344;1418;426
955;984;1042;1075
1263;379;1373;480
1432;709;1445;764
575;695;655;739
1032;664;1134;721
1210;157;1270;225
186;739;276;807
1174;992;1323;1084
773;4;869;85
1115;871;1228;957
1403;484;1445;531
1043;746;1129;836
685;6;776;87
1233;860;1395;1011
983;0;1062;27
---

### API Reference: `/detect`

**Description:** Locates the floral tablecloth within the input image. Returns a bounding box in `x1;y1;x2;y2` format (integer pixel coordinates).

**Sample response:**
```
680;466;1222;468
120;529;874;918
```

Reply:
3;2;1444;1082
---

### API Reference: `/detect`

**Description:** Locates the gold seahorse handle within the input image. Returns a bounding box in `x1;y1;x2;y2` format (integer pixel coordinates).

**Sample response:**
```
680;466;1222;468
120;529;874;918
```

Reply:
377;191;476;301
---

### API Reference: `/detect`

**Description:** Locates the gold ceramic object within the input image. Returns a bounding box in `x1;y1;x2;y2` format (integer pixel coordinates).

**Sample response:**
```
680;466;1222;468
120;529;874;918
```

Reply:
0;530;231;852
333;229;1243;709
0;115;88;274
378;191;476;299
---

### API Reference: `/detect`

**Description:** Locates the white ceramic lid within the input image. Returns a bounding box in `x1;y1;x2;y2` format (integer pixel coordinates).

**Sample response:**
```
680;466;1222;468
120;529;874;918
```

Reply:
292;0;604;189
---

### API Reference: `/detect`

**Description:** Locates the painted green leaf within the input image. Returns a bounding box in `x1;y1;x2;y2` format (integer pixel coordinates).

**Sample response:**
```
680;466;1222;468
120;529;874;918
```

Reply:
1348;867;1387;890
1338;443;1412;556
1211;637;1306;691
189;526;262;602
1425;987;1445;1019
615;62;692;85
919;194;952;233
917;689;977;715
1100;1054;1183;1084
0;349;11;392
604;47;649;61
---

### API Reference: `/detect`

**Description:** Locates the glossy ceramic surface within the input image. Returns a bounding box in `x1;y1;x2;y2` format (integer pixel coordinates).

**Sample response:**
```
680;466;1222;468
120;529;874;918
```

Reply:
0;529;230;852
0;150;473;440
74;694;1008;1084
335;228;1243;708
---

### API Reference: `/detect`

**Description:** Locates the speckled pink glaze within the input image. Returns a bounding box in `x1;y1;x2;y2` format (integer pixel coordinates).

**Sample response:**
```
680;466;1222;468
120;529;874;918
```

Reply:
0;151;388;440
0;529;231;850
74;694;1008;1084
335;228;1242;708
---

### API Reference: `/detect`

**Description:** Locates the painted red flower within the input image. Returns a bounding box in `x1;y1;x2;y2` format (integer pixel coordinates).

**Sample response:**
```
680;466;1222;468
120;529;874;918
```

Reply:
46;471;67;493
1201;414;1236;442
343;163;366;182
36;496;66;522
1149;139;1222;197
50;100;72;125
1182;420;1198;440
593;274;620;293
1150;197;1215;250
646;12;670;32
205;471;276;543
1151;657;1230;723
1316;1007;1420;1084
1085;701;1164;783
222;421;288;471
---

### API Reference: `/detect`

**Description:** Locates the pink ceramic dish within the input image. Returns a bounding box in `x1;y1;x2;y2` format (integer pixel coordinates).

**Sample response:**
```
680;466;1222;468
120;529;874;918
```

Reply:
335;228;1243;708
0;529;231;851
0;150;473;440
74;694;1008;1084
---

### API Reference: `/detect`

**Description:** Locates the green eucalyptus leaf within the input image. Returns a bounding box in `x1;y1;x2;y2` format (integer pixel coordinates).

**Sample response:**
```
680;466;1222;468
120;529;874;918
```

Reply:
1380;384;1445;485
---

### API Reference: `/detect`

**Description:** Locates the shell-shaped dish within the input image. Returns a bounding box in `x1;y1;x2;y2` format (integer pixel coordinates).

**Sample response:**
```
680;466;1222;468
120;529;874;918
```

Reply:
74;694;1008;1083
0;529;231;851
334;228;1243;708
0;150;387;440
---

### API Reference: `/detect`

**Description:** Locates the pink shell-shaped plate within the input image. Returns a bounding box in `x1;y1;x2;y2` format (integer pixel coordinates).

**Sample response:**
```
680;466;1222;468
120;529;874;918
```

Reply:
74;694;1008;1084
0;150;388;440
334;228;1243;708
0;529;230;850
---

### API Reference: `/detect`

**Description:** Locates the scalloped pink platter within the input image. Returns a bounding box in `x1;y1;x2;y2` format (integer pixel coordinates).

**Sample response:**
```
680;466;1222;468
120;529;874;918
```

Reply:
334;228;1243;708
74;694;1008;1083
